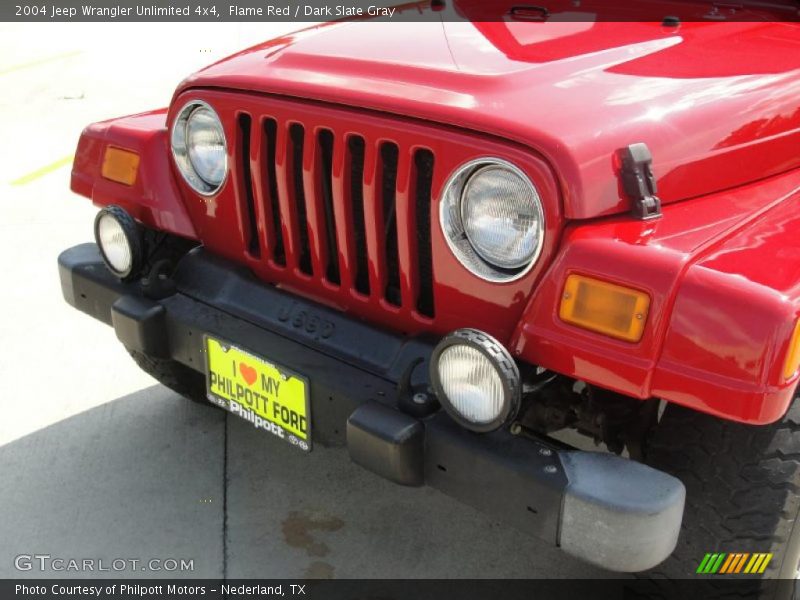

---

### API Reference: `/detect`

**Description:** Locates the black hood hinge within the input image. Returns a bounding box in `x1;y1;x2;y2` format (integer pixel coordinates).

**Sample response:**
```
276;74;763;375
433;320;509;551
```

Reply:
619;143;662;220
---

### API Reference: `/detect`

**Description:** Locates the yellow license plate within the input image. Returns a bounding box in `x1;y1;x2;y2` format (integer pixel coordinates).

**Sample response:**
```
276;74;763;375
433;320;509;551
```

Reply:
205;336;311;451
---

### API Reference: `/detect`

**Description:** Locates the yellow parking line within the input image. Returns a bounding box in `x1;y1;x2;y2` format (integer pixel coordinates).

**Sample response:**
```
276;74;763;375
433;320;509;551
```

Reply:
11;155;74;186
0;50;82;76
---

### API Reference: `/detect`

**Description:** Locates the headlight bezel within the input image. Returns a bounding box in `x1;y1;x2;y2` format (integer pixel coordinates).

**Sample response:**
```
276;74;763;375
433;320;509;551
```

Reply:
439;157;545;283
170;100;228;196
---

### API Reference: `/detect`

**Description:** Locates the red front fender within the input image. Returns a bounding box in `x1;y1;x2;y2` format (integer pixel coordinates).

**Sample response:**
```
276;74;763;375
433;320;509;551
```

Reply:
511;168;800;425
71;109;197;240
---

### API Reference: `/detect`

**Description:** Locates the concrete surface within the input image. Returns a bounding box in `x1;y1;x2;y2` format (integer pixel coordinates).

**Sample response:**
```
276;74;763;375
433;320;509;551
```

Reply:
0;387;225;579
0;23;613;579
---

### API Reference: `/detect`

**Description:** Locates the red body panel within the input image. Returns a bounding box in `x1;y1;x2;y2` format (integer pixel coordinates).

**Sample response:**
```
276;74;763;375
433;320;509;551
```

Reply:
70;13;800;424
652;191;800;423
167;89;561;340
512;168;800;424
179;16;800;219
71;111;197;239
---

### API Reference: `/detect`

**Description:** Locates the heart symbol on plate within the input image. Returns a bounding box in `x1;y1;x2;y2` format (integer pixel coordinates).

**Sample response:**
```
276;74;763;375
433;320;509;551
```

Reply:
239;363;258;386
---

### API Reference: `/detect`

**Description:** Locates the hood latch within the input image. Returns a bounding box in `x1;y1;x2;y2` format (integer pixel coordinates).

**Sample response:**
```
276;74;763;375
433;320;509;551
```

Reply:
619;143;661;220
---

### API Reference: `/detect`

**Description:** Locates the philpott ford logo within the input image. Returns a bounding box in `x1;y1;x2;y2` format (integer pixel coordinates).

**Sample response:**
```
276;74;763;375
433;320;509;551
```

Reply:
696;552;773;575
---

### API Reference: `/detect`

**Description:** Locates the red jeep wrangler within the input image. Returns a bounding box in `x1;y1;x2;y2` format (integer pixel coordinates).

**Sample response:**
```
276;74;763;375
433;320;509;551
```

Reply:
58;0;800;580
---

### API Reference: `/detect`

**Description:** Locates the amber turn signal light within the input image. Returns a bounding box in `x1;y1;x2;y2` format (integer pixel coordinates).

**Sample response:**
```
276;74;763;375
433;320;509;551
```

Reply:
559;274;650;343
782;320;800;380
101;146;140;186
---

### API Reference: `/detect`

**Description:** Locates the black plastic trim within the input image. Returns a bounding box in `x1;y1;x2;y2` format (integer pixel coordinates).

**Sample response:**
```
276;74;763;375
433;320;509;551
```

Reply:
347;401;424;486
58;242;684;572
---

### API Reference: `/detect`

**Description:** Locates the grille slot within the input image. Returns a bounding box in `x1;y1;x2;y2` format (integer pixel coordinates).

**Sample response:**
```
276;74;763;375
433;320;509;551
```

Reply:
348;136;370;296
237;113;260;257
318;129;340;285
289;123;313;275
262;118;285;266
380;142;401;306
414;149;435;317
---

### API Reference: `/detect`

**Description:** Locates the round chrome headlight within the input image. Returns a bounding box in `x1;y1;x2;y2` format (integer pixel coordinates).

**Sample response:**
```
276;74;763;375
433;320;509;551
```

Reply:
171;101;227;195
440;158;544;282
430;328;521;433
94;205;143;281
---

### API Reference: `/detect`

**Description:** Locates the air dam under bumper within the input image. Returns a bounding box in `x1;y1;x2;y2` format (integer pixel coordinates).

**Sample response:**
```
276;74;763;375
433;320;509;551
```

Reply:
58;243;685;573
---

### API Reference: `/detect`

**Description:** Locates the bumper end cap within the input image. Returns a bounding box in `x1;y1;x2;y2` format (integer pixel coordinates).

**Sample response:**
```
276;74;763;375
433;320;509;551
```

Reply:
559;451;686;572
347;402;424;487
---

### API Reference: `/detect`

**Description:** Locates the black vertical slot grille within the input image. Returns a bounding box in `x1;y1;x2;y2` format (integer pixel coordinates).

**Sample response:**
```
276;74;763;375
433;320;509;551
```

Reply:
348;136;370;295
380;142;401;306
318;129;340;285
237;113;260;257
237;105;438;320
289;123;312;275
263;118;285;266
414;149;435;317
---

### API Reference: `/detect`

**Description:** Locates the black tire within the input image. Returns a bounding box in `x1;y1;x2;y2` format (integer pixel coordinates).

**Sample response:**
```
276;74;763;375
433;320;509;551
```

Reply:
645;398;800;586
127;349;210;405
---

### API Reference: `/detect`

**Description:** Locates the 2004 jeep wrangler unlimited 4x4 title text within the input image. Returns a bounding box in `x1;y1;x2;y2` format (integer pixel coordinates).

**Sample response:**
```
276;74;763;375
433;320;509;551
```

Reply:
58;0;800;583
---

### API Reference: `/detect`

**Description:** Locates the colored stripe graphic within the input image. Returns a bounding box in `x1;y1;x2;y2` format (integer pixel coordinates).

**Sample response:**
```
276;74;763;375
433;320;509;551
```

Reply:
719;554;736;574
696;553;713;574
744;554;758;573
711;553;726;573
759;554;773;573
697;553;726;574
734;553;749;573
699;553;773;575
720;553;748;574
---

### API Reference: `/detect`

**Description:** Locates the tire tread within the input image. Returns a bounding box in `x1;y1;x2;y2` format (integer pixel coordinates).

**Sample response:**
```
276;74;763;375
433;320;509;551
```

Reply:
127;349;209;405
645;401;800;581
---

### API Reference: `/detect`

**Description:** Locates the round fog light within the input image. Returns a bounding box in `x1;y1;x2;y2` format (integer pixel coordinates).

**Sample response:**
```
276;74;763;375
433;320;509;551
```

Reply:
430;329;521;432
94;205;143;281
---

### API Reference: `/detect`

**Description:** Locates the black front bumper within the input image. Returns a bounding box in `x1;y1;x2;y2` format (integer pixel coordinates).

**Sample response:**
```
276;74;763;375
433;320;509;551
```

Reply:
59;243;685;573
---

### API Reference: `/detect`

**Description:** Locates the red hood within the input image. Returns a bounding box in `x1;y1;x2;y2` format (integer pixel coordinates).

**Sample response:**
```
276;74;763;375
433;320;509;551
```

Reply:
178;8;800;219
